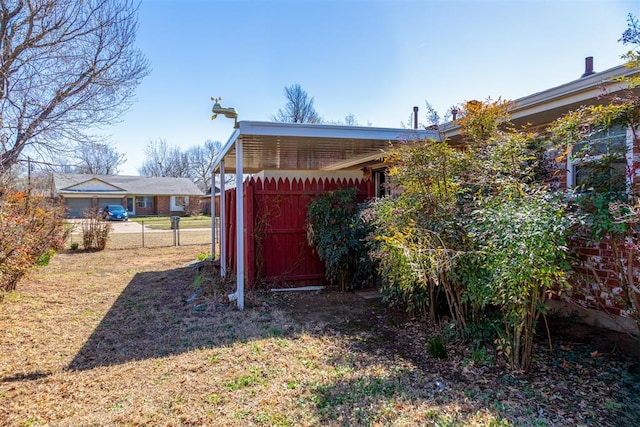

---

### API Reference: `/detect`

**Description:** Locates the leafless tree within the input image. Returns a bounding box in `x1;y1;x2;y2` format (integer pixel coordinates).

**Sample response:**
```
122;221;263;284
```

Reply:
186;140;222;192
403;102;452;129
0;0;150;173
272;84;322;124
326;113;370;126
74;141;126;175
343;113;358;126
138;139;189;178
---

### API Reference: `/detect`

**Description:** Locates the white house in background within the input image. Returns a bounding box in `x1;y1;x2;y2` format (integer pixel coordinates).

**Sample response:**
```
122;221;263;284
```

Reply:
51;173;203;218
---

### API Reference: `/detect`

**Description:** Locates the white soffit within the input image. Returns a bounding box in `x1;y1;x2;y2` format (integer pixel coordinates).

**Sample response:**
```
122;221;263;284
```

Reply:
214;121;437;173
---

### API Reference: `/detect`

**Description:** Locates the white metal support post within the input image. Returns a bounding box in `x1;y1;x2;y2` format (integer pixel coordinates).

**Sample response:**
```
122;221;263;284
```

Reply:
211;169;216;260
220;160;227;277
235;140;244;310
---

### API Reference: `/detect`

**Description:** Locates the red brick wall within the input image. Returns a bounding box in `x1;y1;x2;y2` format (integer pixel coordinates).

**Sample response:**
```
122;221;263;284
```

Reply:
559;127;639;322
186;198;200;216
132;196;200;216
133;196;158;216
567;235;639;317
156;196;170;215
632;127;639;193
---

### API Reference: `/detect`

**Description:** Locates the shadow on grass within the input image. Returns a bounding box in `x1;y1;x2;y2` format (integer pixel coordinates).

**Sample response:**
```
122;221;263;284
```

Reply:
67;265;258;371
64;262;640;426
1;371;51;383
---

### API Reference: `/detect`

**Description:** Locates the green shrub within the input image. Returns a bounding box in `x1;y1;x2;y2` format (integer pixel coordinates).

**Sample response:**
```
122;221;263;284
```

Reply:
427;336;447;359
70;242;79;251
36;249;56;266
372;99;573;371
197;252;212;261
468;190;571;370
366;196;433;317
369;137;472;327
306;187;374;291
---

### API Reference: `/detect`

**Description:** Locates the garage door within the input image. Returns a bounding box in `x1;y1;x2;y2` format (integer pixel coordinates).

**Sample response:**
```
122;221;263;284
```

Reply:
65;198;92;218
97;198;123;210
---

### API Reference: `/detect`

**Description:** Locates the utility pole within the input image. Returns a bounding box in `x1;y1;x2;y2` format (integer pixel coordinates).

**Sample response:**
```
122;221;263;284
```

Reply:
27;157;32;193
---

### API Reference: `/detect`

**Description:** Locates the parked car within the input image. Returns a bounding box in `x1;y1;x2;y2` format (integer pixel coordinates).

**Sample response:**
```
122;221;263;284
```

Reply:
102;205;129;221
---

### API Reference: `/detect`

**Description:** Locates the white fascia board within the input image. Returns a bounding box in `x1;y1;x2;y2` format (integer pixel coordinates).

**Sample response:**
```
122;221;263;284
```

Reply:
441;64;637;139
212;127;241;170
61;177;127;192
59;191;127;197
510;64;635;117
236;120;439;141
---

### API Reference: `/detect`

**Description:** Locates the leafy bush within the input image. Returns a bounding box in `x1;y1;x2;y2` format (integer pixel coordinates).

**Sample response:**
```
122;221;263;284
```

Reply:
37;249;56;266
468;190;571;370
427;336;447;359
305;187;374;291
0;189;69;295
574;191;630;240
366;197;428;314
197;252;212;261
370;99;571;371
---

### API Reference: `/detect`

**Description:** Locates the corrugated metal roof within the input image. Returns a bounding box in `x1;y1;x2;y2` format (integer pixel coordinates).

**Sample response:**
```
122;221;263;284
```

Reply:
214;121;439;173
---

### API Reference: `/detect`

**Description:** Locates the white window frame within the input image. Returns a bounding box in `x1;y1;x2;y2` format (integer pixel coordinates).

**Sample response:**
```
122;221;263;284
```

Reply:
567;125;632;193
136;196;154;209
171;195;188;211
373;168;386;198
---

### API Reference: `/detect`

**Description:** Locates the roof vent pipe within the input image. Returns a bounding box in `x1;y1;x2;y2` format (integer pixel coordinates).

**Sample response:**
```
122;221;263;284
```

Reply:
413;106;418;129
581;56;595;78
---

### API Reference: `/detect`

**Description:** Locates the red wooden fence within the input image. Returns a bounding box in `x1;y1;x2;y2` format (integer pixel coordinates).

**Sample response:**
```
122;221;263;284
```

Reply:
224;177;373;288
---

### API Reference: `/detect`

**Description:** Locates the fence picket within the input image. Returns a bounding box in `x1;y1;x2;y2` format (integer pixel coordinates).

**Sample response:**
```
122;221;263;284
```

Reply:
224;175;372;289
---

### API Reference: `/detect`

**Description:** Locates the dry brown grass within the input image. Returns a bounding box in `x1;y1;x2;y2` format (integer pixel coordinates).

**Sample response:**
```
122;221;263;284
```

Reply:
68;229;213;250
1;247;638;426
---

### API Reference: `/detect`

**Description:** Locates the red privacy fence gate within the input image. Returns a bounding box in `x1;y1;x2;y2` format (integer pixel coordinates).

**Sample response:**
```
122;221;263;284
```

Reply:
224;177;373;288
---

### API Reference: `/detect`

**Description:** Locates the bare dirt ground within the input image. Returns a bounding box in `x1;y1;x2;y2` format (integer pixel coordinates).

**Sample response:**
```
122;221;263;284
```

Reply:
1;246;639;426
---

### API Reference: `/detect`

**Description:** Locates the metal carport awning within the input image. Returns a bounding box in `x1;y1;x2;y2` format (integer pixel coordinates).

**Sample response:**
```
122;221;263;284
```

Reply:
210;120;437;310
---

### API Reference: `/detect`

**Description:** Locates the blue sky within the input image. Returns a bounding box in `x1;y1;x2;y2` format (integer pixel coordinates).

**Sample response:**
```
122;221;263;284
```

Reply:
108;0;637;175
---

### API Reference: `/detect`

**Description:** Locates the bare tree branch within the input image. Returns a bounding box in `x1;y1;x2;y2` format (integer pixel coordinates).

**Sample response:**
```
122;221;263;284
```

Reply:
138;139;189;178
186;139;221;192
272;84;322;124
0;0;150;171
73;141;125;175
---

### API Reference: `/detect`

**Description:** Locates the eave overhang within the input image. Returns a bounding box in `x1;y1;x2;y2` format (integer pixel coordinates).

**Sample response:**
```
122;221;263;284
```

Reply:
213;121;439;174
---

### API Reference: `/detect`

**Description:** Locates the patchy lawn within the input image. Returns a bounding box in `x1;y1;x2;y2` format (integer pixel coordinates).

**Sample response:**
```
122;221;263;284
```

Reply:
0;247;638;426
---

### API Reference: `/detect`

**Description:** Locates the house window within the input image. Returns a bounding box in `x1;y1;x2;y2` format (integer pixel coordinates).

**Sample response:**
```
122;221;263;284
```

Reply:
373;169;386;198
136;196;154;209
568;125;629;193
171;196;188;211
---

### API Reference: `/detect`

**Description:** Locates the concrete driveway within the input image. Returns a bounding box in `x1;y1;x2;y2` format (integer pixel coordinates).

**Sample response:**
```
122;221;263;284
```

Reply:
109;220;159;233
67;219;159;234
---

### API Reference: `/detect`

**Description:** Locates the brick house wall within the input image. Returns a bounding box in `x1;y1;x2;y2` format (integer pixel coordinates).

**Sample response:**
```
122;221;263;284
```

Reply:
156;196;170;215
558;126;640;332
567;236;639;317
134;198;157;216
186;197;201;216
132;195;200;216
154;195;201;216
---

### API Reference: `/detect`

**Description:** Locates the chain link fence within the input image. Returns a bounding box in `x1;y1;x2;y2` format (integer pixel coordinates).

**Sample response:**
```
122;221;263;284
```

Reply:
67;220;215;250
